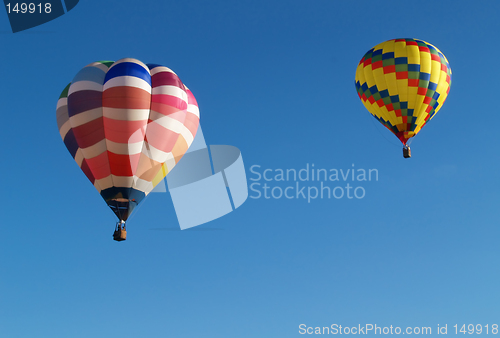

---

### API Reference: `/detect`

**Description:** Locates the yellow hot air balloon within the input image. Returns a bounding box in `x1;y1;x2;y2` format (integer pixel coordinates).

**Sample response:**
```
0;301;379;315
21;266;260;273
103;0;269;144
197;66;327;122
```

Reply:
355;38;452;158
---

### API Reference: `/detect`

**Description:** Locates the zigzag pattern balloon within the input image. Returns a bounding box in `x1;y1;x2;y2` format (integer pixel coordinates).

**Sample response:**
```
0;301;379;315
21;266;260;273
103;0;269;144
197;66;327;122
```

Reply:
355;38;451;145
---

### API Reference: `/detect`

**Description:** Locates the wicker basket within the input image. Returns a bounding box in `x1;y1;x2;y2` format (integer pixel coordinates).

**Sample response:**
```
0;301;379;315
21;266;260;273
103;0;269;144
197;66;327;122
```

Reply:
403;147;411;158
113;229;127;241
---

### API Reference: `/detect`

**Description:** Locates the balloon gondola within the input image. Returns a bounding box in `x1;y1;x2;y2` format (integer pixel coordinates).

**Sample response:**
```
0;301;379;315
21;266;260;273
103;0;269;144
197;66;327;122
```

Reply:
56;59;200;241
355;38;452;158
113;221;127;241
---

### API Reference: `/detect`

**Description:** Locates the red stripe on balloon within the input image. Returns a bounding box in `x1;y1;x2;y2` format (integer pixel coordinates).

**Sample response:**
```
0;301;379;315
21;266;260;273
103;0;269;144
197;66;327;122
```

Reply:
108;152;141;176
72;117;105;148
103;118;147;144
150;101;183;116
85;151;112;179
103;87;151;109
151;94;187;111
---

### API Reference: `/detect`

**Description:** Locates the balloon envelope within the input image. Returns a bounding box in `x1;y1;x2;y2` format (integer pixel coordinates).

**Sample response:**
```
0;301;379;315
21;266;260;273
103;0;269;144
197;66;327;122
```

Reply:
355;38;451;145
56;58;200;221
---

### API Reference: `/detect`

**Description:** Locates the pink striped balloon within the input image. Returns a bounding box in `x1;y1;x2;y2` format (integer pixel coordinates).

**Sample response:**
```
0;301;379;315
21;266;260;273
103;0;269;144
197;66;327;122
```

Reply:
56;58;200;222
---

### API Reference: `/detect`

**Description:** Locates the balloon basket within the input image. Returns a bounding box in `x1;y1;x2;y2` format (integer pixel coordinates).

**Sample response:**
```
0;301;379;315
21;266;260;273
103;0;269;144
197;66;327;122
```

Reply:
113;229;127;241
113;222;127;241
403;147;411;158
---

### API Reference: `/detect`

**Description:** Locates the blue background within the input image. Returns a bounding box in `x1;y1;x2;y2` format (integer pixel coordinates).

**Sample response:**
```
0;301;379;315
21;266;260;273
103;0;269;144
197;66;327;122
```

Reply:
1;1;499;337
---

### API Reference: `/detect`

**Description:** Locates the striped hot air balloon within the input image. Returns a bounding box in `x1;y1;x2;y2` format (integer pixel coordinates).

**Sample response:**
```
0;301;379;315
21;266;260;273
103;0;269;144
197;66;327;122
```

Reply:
355;38;452;158
56;58;200;240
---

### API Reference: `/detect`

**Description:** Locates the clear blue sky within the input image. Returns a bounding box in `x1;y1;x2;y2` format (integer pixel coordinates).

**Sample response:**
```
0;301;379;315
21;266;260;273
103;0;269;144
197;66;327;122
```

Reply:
1;1;499;337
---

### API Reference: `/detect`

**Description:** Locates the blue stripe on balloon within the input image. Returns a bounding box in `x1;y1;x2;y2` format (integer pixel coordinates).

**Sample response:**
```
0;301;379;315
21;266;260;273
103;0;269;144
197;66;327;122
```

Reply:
419;73;430;81
395;57;408;65
104;62;151;85
379;89;389;98
382;52;394;60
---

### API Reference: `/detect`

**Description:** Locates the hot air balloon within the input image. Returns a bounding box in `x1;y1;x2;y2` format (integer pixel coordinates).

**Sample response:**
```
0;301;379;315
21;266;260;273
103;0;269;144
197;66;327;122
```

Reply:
355;38;451;158
56;58;200;241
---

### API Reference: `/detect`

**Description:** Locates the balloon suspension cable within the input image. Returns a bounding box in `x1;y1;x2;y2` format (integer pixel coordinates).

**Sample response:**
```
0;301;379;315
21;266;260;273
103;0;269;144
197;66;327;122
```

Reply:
125;196;142;223
114;199;123;222
369;116;400;147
